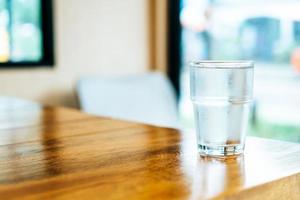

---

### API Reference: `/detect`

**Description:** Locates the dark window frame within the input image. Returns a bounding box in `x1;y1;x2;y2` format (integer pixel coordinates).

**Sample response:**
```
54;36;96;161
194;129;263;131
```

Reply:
0;0;54;68
167;0;181;98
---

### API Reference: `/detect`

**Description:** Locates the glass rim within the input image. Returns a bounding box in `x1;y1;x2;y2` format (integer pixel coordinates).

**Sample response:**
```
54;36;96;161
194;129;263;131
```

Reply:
190;60;254;69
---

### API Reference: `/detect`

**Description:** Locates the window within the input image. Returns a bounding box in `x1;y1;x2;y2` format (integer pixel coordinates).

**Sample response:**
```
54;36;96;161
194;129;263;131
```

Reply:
0;0;53;66
169;0;300;142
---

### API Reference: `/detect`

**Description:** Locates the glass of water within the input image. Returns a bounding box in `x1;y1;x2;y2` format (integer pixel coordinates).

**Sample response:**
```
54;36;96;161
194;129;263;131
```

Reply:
190;61;254;157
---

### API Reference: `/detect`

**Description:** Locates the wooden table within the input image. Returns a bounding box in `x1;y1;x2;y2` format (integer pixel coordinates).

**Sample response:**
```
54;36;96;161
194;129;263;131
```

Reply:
0;99;300;199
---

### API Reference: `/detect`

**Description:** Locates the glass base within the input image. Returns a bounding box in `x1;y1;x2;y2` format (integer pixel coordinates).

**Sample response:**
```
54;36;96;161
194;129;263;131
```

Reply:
198;144;244;157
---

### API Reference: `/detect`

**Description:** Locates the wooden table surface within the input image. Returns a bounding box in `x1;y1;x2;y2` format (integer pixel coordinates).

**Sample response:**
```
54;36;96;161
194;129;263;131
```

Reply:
0;98;300;200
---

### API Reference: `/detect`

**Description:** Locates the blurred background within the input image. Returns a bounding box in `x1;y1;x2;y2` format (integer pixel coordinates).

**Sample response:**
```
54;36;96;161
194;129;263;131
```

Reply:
0;0;42;62
0;0;299;142
179;0;300;142
0;0;153;107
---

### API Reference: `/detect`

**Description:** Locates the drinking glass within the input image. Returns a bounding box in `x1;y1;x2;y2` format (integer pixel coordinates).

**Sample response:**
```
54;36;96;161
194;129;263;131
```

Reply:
190;61;254;157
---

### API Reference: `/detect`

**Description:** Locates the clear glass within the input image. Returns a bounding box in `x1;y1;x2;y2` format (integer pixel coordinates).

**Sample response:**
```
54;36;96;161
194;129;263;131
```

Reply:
190;61;254;157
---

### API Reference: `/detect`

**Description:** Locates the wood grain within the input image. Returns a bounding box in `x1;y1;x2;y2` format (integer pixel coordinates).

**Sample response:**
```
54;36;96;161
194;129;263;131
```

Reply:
0;99;299;199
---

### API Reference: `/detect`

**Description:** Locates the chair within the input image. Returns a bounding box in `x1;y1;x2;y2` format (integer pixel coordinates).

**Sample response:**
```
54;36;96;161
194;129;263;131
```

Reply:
76;72;179;128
